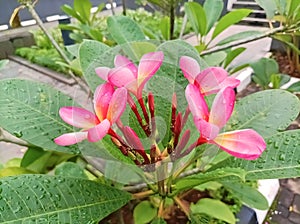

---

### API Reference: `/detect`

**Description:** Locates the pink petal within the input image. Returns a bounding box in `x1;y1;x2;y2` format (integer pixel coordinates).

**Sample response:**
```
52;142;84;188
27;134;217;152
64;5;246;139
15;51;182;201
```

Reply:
137;51;164;86
107;87;128;123
212;129;266;160
94;83;114;121
114;55;138;77
95;67;110;81
220;77;240;89
209;87;235;129
179;56;201;83
123;126;144;151
194;119;220;140
54;132;88;146
87;119;110;142
195;67;228;95
185;84;209;121
59;107;99;128
108;67;138;94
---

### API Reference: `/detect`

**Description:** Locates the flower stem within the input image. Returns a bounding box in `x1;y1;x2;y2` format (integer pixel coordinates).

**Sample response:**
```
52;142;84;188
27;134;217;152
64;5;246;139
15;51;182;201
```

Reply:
173;196;190;218
132;190;155;199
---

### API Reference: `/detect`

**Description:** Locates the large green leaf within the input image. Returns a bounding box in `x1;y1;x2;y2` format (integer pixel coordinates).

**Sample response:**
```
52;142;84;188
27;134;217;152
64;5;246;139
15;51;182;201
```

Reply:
184;2;207;36
226;89;300;138
203;0;224;33
221;181;269;210
216;30;263;46
190;198;236;224
79;40;112;91
0;79;80;154
175;168;246;192
220;130;300;180
107;16;146;61
0;174;131;223
212;9;252;40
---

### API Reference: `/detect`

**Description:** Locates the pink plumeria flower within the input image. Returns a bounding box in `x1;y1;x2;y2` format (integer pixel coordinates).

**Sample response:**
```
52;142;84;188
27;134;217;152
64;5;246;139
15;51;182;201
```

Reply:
180;56;240;95
185;84;266;160
95;52;164;98
54;83;127;146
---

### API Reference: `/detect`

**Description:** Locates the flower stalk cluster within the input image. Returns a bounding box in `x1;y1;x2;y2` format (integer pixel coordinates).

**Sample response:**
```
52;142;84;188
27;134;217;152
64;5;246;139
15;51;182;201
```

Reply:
54;52;266;170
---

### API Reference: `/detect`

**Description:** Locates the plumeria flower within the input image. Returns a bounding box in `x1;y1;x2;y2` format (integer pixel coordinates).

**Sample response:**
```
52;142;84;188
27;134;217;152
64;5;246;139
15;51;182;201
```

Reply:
54;83;127;146
185;84;266;160
180;56;240;95
95;51;164;98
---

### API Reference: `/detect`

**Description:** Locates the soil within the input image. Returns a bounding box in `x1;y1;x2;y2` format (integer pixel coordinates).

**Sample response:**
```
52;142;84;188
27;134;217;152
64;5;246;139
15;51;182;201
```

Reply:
272;52;300;78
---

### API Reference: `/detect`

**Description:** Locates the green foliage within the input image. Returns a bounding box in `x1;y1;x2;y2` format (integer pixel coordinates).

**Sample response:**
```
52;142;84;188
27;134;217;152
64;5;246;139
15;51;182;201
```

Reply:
226;89;300;138
221;181;269;210
250;57;290;89
184;1;252;52
0;175;131;223
60;0;106;43
255;0;300;70
55;162;88;179
21;147;75;173
134;201;157;224
191;198;236;224
0;79;80;154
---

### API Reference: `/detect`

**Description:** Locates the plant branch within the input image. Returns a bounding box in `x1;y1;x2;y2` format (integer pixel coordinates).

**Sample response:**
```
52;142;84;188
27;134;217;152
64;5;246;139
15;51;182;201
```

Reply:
132;190;155;199
201;26;286;56
25;3;89;93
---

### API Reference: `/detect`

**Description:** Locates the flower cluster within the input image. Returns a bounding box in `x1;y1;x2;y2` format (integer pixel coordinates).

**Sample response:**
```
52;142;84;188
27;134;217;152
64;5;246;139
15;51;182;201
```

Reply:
54;52;266;165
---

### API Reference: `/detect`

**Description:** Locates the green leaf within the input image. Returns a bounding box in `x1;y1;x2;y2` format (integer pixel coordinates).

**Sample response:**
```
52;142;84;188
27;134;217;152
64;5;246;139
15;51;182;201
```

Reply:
74;0;91;24
55;162;88;179
0;79;80;154
160;16;170;40
0;167;35;177
194;181;222;191
202;51;227;66
190;214;210;224
254;0;277;19
222;130;300;180
151;217;167;224
212;9;252;40
107;15;145;45
0;174;131;223
79;40;111;91
190;198;236;224
226;89;300;138
223;47;246;69
66;44;80;58
184;2;207;36
21;149;51;172
217;31;263;46
203;0;224;33
250;58;279;88
221;181;269;210
175;168;246;192
273;35;300;55
286;81;300;92
60;5;84;24
134;201;157;224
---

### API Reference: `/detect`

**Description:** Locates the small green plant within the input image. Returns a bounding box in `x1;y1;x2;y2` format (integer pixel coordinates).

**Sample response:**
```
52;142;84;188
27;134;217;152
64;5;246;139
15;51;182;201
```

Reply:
255;0;300;71
250;57;300;91
60;0;107;43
